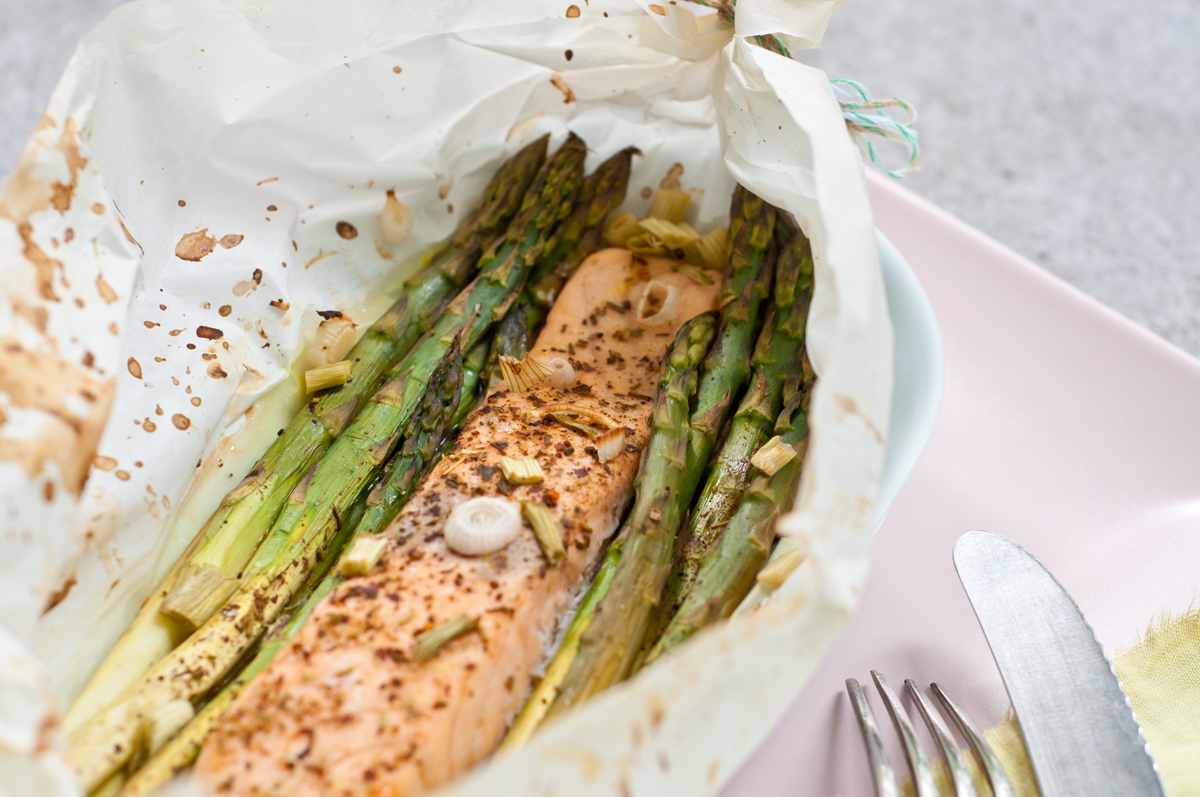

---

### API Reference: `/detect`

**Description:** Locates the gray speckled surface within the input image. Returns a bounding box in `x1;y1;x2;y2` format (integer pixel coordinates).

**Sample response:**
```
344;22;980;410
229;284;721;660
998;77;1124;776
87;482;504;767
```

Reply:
4;0;1199;354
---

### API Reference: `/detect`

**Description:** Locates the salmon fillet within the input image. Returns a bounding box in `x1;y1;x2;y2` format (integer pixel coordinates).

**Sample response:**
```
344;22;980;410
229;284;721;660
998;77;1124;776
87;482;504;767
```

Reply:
195;249;719;796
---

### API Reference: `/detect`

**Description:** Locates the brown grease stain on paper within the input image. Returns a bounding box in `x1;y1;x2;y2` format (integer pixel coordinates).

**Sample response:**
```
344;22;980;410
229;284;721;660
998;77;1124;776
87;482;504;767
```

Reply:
176;229;217;261
11;298;49;334
176;231;245;261
95;274;119;304
550;74;576;104
0;338;115;495
42;575;76;614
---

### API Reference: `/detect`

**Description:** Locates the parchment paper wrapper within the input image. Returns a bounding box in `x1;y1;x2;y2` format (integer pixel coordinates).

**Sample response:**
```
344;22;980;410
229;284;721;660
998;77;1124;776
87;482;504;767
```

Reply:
0;0;890;793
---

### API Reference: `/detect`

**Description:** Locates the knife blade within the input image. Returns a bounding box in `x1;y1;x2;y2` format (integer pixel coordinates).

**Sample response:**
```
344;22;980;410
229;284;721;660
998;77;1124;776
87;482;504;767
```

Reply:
953;530;1165;797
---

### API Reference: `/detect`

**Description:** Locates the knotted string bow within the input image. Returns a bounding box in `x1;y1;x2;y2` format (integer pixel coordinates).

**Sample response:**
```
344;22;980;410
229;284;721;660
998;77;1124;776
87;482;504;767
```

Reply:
686;0;921;178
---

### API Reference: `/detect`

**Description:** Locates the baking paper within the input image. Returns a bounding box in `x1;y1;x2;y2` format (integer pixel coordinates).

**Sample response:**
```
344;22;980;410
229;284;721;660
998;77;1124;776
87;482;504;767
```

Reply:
0;0;891;794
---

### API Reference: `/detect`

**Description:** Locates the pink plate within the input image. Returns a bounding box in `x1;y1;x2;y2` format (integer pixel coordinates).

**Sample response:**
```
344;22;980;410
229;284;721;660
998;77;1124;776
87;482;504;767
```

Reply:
725;173;1200;795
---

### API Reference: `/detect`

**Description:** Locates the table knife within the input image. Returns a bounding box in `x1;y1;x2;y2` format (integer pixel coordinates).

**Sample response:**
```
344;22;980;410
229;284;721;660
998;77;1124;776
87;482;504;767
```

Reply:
953;530;1165;797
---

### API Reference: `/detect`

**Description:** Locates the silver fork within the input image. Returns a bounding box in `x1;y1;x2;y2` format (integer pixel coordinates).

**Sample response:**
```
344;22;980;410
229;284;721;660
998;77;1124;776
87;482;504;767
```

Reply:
845;671;1016;797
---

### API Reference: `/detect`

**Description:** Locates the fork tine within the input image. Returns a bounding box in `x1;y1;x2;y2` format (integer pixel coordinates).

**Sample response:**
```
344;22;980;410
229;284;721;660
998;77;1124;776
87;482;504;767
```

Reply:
846;678;901;797
905;680;979;797
931;682;1017;797
870;671;939;797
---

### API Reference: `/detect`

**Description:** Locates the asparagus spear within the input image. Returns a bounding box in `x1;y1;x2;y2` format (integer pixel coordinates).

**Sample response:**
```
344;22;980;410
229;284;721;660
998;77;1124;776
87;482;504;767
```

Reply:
351;338;465;536
544;311;718;715
682;185;777;502
483;147;637;387
644;349;815;661
649;223;813;643
61;136;548;734
528;147;638;313
499;532;624;752
482;301;531;389
115;571;345;797
66;135;588;792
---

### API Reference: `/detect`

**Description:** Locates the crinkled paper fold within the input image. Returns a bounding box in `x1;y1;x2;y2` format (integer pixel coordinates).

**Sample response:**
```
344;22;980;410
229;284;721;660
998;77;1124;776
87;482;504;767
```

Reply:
0;0;891;794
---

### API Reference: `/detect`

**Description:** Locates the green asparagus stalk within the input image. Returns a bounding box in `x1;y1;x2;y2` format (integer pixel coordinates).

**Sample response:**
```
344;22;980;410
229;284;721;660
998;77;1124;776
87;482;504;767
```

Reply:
483;147;637;387
644;350;815;661
115;573;344;797
65;135;587;792
682;185;777;502
61;136;548;735
648;223;813;645
482;301;531;389
544;311;718;715
528;146;638;312
351;336;466;536
499;532;624;751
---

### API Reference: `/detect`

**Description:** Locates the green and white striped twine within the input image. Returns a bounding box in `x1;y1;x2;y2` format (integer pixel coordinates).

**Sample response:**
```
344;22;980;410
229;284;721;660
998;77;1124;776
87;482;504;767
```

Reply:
682;0;921;178
829;78;919;178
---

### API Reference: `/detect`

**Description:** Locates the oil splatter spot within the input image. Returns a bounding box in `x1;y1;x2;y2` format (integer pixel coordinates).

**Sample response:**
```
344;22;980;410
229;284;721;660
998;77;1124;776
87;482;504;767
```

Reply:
43;575;74;613
64;228;74;243
143;418;157;432
566;4;580;17
257;177;278;186
127;358;142;378
267;205;277;212
393;66;402;74
207;362;229;379
172;413;191;430
550;75;575;103
641;187;653;199
190;397;202;407
17;222;65;301
176;229;216;261
336;221;358;240
270;299;290;311
178;200;186;207
305;248;335;269
93;456;116;471
143;321;159;329
169;329;184;336
219;234;244;249
11;299;48;334
219;305;232;317
565;49;574;61
648;3;666;14
196;326;223;340
660;162;684;190
91;203;105;215
115;470;130;481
